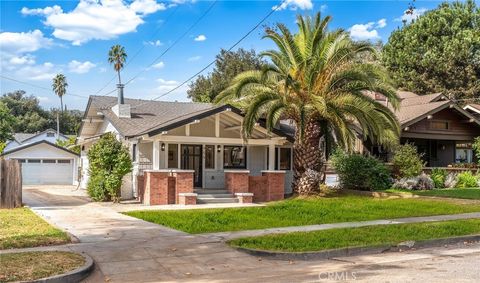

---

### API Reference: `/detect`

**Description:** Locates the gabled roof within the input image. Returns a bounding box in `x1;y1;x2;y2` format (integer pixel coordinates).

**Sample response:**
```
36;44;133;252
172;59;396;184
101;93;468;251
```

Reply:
8;129;68;145
1;140;79;157
399;93;444;107
82;96;292;140
464;104;480;115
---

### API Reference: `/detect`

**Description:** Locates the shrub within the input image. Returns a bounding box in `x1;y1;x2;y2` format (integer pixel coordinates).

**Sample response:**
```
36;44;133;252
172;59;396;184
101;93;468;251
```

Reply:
473;136;480;162
392;144;425;178
87;133;132;202
455;171;478;188
330;149;391;191
444;173;458;188
430;168;447;188
392;173;434;190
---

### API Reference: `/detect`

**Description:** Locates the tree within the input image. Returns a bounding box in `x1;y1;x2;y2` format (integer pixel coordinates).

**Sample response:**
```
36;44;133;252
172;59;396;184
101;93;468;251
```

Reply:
87;133;132;202
108;44;127;104
0;101;16;143
392;143;425;178
188;48;265;102
56;136;80;154
216;13;400;194
383;0;480;99
52;74;68;113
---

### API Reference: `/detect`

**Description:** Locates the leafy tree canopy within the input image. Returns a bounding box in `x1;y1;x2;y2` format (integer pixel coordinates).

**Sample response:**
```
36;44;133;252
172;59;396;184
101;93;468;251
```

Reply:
0;101;16;143
187;48;266;102
0;90;83;135
383;0;480;99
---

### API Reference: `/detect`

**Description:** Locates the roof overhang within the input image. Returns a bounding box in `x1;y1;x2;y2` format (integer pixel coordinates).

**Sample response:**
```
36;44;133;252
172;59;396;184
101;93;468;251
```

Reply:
1;140;80;157
464;105;480;115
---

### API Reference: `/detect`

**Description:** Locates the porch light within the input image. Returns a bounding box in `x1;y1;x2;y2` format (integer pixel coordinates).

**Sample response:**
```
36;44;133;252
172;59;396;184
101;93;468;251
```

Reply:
217;145;222;152
161;143;165;151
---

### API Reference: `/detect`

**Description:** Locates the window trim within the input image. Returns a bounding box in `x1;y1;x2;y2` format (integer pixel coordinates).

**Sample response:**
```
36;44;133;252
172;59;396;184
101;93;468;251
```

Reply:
223;145;247;169
429;120;450;131
204;145;216;170
278;147;292;171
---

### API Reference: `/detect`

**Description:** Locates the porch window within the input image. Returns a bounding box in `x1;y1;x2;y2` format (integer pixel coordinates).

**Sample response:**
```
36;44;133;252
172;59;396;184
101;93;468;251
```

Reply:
168;144;179;168
279;148;292;170
205;145;215;169
455;142;473;163
132;144;137;162
430;120;449;130
224;146;246;169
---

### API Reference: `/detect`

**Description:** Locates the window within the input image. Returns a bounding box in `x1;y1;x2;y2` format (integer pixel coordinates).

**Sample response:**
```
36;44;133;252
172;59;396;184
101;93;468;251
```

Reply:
46;132;55;137
168;144;178;168
430;120;449;130
279;148;292;170
224;146;246;169
205;145;215;169
132;144;137;162
28;159;41;163
455;142;473;163
57;160;71;164
17;159;26;163
42;160;56;163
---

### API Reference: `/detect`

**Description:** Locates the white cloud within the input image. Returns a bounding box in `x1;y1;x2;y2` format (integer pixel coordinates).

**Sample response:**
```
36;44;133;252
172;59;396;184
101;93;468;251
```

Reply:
21;5;62;16
37;96;49;102
15;62;58;81
396;8;428;23
349;22;379;41
9;55;36;65
157;78;178;91
152;61;165;69
273;0;313;11
21;0;166;45
187;56;201;62
68;60;96;74
194;34;206;41
144;39;163;46
0;30;53;54
320;4;327;13
376;18;387;28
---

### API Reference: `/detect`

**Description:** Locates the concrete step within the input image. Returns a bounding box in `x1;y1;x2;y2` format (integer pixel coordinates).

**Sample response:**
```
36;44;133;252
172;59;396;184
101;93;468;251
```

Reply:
196;193;233;198
195;189;230;194
197;197;239;204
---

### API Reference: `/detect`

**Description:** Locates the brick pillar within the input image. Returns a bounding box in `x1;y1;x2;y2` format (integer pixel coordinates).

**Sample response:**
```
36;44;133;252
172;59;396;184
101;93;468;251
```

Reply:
179;193;197;205
136;175;145;203
172;170;194;204
143;170;171;205
262;170;285;201
225;170;250;194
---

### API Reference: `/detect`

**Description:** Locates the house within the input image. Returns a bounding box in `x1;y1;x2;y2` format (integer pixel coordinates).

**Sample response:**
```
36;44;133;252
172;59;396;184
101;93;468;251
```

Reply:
363;91;480;166
78;96;293;204
1;129;79;185
464;104;480;120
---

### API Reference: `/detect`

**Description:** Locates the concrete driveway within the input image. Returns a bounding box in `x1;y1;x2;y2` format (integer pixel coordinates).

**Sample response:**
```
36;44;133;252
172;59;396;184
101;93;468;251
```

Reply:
23;185;480;282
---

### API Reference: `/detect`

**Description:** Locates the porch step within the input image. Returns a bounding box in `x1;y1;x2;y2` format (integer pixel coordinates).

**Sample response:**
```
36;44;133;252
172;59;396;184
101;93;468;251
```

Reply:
196;193;233;198
197;197;239;204
194;189;230;194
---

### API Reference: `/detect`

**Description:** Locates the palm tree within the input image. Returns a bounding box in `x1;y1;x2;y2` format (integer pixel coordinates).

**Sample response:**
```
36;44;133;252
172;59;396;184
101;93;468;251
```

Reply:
52;73;68;113
108;44;127;104
216;13;400;194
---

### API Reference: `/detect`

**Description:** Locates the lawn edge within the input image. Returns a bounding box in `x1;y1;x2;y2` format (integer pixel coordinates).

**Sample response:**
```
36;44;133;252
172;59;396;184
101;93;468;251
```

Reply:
1;250;94;283
231;234;480;261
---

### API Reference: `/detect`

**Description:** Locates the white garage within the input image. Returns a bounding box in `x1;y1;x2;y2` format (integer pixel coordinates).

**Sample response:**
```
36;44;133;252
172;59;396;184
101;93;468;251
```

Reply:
1;141;79;185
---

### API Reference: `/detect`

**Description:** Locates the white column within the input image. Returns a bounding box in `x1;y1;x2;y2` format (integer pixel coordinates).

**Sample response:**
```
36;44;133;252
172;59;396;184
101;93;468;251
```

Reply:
164;143;169;168
268;144;275;170
153;140;160;170
215;113;220;138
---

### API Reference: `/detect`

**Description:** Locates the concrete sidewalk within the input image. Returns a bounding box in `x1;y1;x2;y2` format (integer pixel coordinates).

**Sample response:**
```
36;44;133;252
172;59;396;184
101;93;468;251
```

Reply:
203;212;480;241
22;186;480;282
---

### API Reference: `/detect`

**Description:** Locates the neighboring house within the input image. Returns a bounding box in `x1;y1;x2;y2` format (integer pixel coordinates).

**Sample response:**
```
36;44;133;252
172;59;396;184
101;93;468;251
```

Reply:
362;91;480;166
464;104;480;120
78;96;294;202
1;129;79;185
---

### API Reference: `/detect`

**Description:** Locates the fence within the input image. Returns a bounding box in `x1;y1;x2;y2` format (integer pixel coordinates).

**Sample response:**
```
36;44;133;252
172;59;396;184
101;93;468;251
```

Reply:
0;159;22;208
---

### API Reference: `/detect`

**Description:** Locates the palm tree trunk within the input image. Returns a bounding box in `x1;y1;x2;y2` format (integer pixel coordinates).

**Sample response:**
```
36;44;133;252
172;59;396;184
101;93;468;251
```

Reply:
292;119;324;194
60;96;63;114
117;70;122;85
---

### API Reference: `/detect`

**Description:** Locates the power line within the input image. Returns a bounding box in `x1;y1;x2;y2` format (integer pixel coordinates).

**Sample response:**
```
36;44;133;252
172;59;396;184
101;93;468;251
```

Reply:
94;5;181;96
119;0;218;89
0;75;89;99
132;0;282;108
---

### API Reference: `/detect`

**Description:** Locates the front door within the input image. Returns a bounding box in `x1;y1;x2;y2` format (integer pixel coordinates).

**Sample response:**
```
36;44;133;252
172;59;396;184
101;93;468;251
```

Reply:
181;145;203;188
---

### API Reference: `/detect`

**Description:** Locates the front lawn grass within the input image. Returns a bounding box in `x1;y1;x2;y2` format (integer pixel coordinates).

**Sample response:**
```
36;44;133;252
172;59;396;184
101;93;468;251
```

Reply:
0;208;70;249
124;195;480;233
386;188;480;200
228;219;480;252
0;251;85;282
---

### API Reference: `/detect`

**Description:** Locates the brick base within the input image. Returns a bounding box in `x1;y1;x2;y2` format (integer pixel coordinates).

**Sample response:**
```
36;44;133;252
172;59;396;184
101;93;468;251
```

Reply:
225;171;250;194
179;193;197;205
235;193;253;203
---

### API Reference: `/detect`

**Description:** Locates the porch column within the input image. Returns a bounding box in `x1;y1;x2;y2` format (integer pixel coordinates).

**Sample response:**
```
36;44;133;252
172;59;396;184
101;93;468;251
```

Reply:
153;140;160;170
268;144;275;170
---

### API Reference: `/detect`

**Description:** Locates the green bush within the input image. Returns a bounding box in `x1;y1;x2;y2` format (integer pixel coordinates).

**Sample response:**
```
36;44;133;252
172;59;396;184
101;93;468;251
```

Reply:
455;171;478;188
330;149;391;191
430;168;447;188
473;136;480;163
392;144;425;178
87;133;132;202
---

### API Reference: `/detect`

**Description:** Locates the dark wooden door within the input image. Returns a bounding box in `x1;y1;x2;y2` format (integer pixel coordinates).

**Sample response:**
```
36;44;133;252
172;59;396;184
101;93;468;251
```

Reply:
181;145;202;188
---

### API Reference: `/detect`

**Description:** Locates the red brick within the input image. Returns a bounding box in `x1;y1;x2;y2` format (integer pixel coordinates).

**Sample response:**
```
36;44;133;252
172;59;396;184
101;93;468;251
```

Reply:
173;171;194;204
179;193;197;205
225;171;250;194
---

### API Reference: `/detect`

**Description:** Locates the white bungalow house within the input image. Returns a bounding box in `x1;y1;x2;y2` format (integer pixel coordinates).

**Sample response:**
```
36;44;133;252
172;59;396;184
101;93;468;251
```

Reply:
78;96;294;204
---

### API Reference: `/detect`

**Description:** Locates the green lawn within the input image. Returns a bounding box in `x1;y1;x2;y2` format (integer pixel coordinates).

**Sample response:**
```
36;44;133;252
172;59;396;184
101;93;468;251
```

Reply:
0;208;70;249
228;219;480;252
386;188;480;200
124;195;480;233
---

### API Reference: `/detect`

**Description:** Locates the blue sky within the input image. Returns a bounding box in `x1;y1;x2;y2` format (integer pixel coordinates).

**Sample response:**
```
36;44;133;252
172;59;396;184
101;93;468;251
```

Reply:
0;0;444;110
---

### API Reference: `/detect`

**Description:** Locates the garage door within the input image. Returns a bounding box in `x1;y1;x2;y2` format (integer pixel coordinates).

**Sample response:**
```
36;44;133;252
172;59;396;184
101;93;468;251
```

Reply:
20;159;73;185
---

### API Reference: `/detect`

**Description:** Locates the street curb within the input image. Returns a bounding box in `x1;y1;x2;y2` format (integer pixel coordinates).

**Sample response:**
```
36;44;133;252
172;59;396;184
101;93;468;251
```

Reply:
13;251;94;283
232;234;480;261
